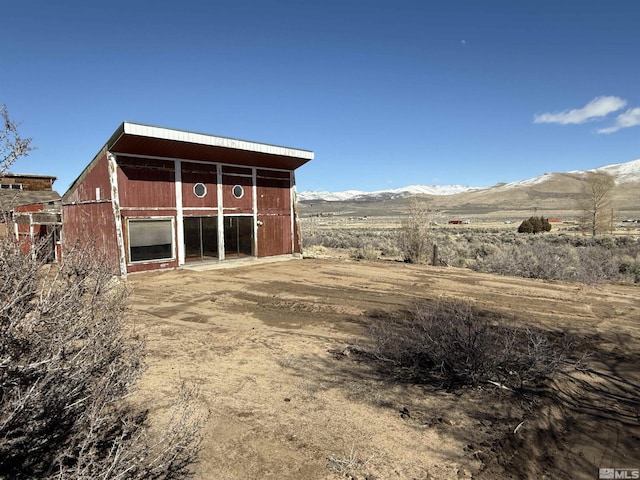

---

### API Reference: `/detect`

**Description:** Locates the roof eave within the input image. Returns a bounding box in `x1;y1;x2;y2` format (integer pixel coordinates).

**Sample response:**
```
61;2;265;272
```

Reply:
118;122;314;160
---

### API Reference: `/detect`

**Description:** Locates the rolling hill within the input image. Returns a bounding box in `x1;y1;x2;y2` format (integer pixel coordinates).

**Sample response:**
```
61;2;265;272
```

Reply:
297;159;640;222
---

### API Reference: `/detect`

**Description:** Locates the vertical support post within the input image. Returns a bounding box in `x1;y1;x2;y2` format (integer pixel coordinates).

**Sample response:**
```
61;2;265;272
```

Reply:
216;163;224;260
29;213;35;260
289;170;302;255
107;153;127;276
174;159;184;266
290;171;295;254
252;167;258;257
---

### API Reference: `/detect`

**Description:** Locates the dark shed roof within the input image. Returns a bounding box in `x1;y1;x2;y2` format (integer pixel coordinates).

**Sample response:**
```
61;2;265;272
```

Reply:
65;122;314;199
108;122;314;171
0;190;61;211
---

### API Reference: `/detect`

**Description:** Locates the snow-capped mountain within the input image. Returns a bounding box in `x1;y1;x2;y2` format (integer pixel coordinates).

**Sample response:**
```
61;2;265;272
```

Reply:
297;184;480;202
298;158;640;202
583;158;640;183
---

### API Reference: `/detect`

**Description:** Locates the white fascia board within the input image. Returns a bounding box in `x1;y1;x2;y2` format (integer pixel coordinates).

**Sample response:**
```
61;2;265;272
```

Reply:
123;123;314;160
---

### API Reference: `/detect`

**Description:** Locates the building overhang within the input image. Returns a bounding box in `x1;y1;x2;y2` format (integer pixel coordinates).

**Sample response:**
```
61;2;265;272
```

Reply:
107;122;314;170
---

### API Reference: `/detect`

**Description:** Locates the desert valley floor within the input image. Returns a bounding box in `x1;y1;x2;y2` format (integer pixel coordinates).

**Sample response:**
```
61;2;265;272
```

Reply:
129;257;640;480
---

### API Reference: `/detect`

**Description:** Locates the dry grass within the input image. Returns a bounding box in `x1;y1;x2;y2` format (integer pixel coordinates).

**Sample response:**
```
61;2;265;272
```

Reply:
326;446;374;478
302;224;640;283
127;258;640;479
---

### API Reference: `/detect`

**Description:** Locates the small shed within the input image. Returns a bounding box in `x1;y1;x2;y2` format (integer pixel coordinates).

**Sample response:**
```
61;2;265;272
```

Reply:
1;175;61;260
13;200;62;261
0;173;57;192
0;174;59;218
62;122;313;275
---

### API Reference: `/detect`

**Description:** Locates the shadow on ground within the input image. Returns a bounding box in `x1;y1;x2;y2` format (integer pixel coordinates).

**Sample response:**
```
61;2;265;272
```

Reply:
279;307;640;480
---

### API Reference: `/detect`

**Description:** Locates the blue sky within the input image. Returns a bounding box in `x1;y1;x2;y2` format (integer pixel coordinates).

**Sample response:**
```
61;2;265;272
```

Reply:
2;0;639;193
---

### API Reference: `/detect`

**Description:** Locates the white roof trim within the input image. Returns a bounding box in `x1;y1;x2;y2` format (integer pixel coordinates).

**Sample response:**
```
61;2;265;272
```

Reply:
123;123;314;160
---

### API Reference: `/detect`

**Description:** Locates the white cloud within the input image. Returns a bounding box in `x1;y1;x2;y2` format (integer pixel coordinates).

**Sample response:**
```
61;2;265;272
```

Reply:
597;107;640;134
533;96;627;125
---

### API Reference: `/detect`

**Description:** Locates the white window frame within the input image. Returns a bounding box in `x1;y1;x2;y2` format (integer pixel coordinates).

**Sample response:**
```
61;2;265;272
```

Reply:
232;184;245;199
127;217;175;264
193;182;207;198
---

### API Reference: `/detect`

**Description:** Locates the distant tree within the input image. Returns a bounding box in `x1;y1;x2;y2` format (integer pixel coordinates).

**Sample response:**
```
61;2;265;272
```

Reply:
577;172;616;236
518;216;551;234
397;198;432;263
518;219;534;234
540;216;551;232
530;216;542;233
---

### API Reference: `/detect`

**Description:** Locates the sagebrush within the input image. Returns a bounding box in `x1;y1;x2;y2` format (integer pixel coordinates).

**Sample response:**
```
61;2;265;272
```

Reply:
302;225;640;283
365;299;571;390
0;237;204;479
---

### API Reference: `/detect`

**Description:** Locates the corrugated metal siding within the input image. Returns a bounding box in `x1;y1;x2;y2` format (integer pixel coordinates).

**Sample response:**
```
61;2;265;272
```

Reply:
121;209;176;217
181;162;218;209
62;202;120;273
117;157;176;208
256;169;290;179
222;165;252;175
0;175;55;191
256;177;291;211
182;208;217;216
126;260;178;274
222;174;253;212
14;203;44;213
64;151;111;204
257;214;292;257
255;169;293;257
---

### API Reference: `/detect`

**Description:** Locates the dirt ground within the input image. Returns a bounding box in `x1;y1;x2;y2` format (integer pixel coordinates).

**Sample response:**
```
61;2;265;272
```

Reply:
129;257;640;480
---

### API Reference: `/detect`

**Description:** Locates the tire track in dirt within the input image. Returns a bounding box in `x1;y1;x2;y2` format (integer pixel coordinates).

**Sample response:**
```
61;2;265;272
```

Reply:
128;258;640;480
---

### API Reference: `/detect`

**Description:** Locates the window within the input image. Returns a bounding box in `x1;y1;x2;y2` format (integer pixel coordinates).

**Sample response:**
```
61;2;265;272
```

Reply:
128;218;174;262
224;216;253;258
184;216;218;261
0;183;23;190
193;182;207;198
232;185;244;199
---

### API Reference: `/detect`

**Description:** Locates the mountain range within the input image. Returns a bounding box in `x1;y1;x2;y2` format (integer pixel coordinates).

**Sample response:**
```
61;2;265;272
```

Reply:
298;159;640;220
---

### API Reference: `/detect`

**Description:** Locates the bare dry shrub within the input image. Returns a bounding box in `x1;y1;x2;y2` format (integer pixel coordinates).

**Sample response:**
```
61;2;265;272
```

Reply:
1;104;34;171
326;446;373;478
618;253;640;283
573;246;621;283
302;223;640;283
474;240;626;283
350;242;378;261
366;299;570;390
474;243;577;280
0;237;203;479
397;199;433;264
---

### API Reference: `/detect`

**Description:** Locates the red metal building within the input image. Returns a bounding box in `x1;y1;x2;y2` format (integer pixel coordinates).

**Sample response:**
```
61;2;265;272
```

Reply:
62;123;313;275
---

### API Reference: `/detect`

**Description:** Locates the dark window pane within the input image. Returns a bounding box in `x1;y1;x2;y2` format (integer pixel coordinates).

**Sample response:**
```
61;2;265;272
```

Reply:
224;216;253;258
201;217;218;258
184;217;218;261
129;219;173;262
232;185;244;199
194;183;207;198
